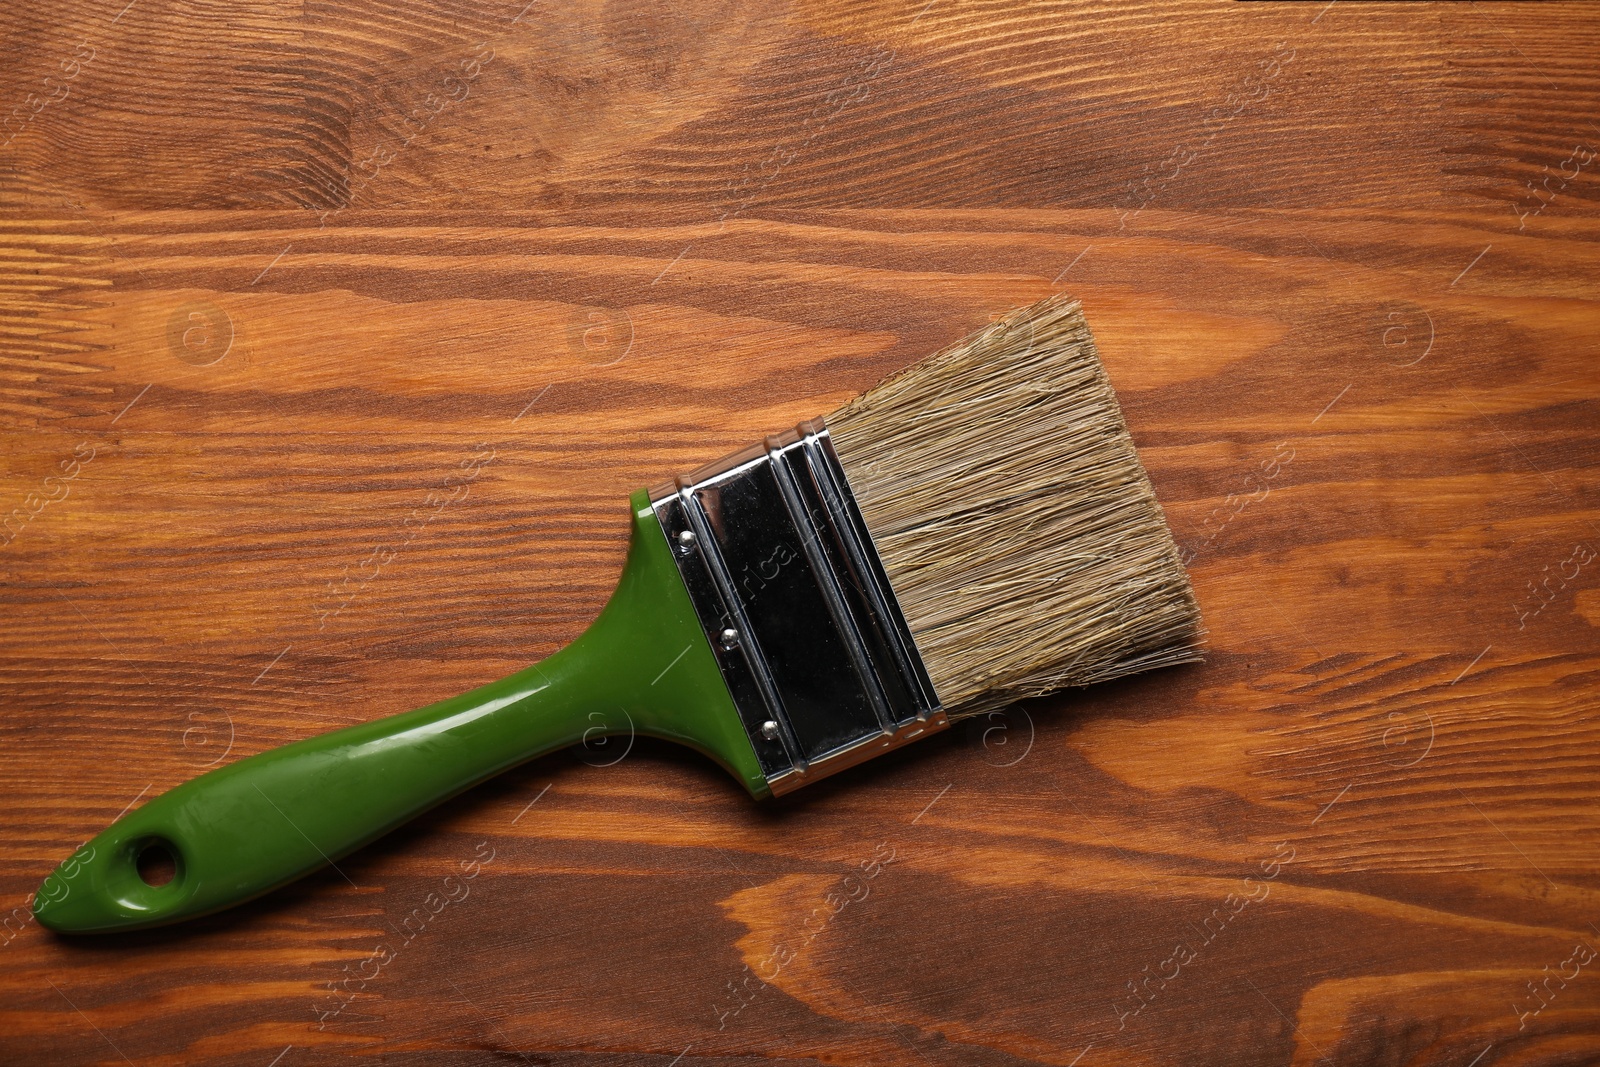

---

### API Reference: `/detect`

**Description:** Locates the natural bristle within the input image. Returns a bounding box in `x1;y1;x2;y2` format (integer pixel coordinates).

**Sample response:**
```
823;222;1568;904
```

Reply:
827;293;1203;716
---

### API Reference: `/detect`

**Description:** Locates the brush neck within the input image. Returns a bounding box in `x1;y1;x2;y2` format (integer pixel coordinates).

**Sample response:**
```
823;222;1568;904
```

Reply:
647;421;946;796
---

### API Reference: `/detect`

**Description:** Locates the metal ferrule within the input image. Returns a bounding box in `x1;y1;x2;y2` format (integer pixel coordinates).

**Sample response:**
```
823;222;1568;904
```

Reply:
649;419;945;796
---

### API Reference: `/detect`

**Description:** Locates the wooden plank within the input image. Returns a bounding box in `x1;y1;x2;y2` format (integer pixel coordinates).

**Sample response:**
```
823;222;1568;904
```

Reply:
2;1;1598;1064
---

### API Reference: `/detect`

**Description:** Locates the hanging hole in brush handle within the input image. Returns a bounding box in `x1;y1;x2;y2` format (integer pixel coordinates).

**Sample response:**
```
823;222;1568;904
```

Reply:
136;839;179;887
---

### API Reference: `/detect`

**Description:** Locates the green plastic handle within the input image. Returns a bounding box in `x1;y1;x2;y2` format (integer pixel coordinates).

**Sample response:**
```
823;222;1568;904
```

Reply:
33;491;764;934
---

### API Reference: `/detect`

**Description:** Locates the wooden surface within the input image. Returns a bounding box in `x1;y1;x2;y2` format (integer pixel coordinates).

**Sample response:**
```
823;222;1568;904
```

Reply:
2;1;1599;1064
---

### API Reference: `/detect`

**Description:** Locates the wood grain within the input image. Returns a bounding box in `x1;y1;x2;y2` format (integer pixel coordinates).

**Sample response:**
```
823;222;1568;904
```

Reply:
2;1;1599;1064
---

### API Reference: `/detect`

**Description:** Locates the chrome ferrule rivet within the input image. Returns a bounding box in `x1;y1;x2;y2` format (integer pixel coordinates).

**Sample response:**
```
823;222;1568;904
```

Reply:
676;529;696;549
720;627;740;649
760;720;780;741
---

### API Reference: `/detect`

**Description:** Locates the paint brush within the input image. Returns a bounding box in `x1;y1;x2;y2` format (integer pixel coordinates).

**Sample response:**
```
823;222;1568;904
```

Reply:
34;293;1201;933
